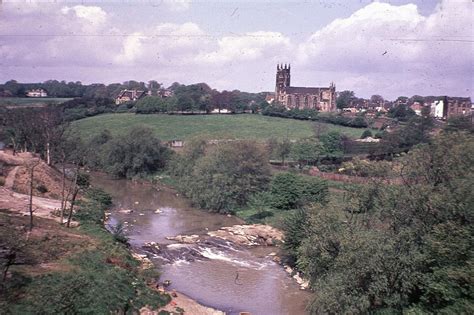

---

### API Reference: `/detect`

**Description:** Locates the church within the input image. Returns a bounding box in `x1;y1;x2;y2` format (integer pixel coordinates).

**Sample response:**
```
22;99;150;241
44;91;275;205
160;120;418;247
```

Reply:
272;64;336;112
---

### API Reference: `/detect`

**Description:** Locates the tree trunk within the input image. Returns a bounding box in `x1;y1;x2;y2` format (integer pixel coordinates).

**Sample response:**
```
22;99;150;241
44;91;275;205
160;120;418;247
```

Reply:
66;188;78;228
60;156;66;224
66;164;80;228
28;162;38;231
46;142;51;165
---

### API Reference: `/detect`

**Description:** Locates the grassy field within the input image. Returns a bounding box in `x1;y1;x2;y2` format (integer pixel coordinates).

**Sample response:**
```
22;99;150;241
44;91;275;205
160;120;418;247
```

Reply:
71;113;367;141
0;97;72;106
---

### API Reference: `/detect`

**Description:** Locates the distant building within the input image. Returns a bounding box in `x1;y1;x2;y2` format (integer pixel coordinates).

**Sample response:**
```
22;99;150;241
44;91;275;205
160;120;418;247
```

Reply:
26;88;48;97
168;140;184;148
115;89;145;105
158;89;174;98
272;64;336;112
430;96;472;120
410;102;423;115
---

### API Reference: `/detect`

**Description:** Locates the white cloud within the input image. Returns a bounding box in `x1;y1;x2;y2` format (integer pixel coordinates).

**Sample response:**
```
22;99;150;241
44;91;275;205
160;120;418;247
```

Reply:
197;31;291;64
114;33;147;64
0;0;471;98
163;0;192;12
61;5;107;26
296;0;473;97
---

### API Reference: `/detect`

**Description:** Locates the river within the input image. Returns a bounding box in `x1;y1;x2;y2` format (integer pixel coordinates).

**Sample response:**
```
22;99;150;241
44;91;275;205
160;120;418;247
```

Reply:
92;174;311;315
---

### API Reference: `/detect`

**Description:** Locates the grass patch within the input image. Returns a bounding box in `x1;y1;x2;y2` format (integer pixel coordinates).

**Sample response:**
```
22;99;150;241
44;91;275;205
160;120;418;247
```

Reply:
0;97;72;106
71;113;367;142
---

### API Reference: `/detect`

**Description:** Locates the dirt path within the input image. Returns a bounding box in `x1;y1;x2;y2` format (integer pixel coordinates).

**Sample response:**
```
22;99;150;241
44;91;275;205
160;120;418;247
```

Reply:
0;187;76;226
5;165;19;189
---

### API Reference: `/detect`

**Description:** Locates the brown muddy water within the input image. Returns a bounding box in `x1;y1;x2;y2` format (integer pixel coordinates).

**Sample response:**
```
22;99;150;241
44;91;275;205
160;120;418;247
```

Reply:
92;174;311;315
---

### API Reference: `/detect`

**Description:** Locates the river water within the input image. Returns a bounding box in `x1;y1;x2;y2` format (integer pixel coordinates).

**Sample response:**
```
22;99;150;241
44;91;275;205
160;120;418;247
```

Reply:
92;175;310;315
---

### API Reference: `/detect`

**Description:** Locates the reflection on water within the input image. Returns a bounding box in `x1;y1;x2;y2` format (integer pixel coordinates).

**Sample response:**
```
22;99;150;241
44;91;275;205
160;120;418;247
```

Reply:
92;174;310;315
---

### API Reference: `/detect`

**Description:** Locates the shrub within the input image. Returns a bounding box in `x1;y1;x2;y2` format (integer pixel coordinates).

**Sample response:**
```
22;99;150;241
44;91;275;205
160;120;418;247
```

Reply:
360;129;373;139
270;172;328;210
36;184;48;193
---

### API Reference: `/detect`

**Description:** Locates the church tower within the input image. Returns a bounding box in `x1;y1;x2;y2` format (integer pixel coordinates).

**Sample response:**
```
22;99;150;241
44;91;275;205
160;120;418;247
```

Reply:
275;64;291;96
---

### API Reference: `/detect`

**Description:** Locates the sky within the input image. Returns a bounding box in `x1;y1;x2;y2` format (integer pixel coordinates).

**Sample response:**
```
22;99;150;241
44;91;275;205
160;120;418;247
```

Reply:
0;0;472;99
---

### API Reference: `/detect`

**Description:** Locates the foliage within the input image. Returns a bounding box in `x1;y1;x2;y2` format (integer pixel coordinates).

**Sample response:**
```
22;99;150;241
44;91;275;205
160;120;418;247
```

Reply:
361;129;373;139
319;131;344;157
172;140;271;213
340;157;393;177
262;105;368;128
62;97;115;121
288;132;474;314
270;173;328;210
109;221;129;244
135;96;170;114
336;90;355;109
387;103;416;121
291;138;323;167
282;209;308;266
102;127;171;179
444;115;473;133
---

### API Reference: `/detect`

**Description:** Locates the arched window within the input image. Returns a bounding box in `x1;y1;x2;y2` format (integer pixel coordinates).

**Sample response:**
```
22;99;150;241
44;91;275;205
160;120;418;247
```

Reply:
304;95;309;108
295;96;300;108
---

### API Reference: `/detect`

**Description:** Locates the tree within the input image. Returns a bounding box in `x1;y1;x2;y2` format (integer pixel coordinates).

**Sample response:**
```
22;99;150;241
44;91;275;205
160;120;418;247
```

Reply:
370;94;384;105
102;127;171;178
387;103;416;121
291;132;474;314
180;141;271;213
275;139;292;165
270;173;328;210
291;139;323;168
135;96;168;113
336;90;355;109
27;158;41;230
320;131;344;157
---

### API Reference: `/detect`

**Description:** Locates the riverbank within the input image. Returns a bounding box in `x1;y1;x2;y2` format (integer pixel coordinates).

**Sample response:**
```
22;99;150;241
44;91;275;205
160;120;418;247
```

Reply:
94;174;311;314
0;153;171;313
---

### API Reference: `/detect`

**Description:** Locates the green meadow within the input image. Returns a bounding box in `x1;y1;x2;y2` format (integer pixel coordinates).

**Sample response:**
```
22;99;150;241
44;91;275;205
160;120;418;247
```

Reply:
71;113;367;141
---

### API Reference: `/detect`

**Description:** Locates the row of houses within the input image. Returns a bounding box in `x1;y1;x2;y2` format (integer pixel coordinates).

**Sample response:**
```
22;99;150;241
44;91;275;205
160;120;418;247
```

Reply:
342;96;472;120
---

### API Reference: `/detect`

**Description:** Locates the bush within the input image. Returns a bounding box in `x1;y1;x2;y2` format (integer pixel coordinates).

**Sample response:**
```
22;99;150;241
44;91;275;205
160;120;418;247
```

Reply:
361;129;373;139
36;184;48;193
270;172;328;210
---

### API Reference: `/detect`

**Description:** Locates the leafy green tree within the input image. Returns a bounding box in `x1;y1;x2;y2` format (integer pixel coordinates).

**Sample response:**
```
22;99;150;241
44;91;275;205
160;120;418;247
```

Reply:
270;173;328;210
135;96;168;114
282;209;308;265
102;127;171;178
388;103;416;121
336;90;355;109
270;173;303;210
320;131;344;157
291;139;323;168
275;139;292;165
292;132;474;314
181;141;271;212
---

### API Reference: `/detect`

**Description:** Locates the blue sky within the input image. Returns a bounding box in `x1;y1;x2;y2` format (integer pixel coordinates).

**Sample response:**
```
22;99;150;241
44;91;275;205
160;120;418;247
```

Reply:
0;0;472;99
